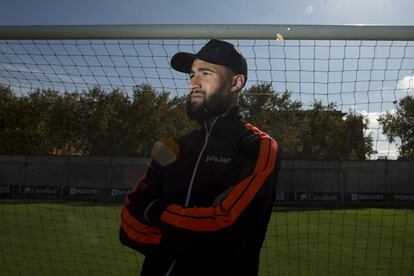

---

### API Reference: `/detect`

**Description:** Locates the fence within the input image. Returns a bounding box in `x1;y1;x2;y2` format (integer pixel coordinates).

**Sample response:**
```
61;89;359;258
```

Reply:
1;155;413;204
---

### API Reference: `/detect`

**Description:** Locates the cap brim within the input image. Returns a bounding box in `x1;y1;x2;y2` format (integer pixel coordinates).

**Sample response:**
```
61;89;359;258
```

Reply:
171;52;197;74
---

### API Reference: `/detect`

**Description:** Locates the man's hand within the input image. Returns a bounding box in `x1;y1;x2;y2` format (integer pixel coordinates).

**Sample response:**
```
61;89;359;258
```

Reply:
151;138;180;166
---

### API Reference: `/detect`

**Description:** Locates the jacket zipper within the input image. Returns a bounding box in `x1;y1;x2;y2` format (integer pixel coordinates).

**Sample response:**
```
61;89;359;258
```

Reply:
184;117;219;206
165;116;219;276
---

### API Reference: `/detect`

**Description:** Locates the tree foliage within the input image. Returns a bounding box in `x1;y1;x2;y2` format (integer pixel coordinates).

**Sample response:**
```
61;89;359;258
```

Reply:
0;85;194;157
378;96;414;160
239;83;304;158
1;83;374;160
240;84;374;160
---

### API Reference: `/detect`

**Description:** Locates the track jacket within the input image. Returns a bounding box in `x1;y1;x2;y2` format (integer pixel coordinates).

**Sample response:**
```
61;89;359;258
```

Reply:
120;107;281;276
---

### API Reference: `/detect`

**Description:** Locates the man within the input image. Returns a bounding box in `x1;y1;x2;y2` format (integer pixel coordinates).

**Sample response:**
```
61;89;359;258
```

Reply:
120;39;281;276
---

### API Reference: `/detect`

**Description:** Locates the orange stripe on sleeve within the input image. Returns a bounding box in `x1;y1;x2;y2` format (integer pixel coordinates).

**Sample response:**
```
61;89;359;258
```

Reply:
121;208;162;244
160;125;278;232
244;124;272;172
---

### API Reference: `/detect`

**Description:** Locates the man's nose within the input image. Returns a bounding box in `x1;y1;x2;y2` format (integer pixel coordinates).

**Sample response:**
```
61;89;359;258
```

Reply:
188;75;200;91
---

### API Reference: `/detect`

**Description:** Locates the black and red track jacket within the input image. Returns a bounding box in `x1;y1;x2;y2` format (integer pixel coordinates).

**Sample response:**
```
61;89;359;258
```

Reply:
120;107;281;276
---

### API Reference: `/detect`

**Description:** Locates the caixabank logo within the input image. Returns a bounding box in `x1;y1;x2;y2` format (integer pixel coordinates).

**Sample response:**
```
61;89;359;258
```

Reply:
298;193;340;201
21;186;59;195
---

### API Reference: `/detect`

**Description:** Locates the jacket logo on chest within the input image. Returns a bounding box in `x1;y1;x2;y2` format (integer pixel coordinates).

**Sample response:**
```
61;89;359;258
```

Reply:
205;155;231;164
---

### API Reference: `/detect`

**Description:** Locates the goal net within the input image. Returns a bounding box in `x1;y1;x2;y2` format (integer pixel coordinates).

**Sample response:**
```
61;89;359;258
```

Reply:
1;25;414;159
0;25;413;275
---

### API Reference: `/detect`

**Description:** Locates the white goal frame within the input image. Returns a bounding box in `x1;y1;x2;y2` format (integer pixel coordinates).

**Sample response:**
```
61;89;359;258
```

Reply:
0;24;414;40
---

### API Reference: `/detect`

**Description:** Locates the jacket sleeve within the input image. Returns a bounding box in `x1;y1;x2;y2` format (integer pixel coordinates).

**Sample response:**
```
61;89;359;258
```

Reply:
145;123;281;256
119;161;165;256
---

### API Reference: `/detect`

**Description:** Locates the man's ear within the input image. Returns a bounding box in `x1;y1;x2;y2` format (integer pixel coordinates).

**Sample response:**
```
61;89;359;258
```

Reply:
230;74;245;93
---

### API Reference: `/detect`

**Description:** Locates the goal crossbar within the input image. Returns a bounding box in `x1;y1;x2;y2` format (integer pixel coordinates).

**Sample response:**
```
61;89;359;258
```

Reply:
1;24;414;40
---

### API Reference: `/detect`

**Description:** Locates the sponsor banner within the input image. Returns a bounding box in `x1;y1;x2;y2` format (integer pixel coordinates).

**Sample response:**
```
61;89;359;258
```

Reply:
19;186;60;195
64;187;101;196
110;188;132;197
297;192;340;201
274;192;295;201
274;192;286;201
346;193;392;202
0;186;10;194
0;185;20;196
393;194;414;201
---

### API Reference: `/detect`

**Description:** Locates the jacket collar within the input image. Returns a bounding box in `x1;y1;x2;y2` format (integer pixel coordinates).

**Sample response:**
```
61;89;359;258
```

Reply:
201;106;244;139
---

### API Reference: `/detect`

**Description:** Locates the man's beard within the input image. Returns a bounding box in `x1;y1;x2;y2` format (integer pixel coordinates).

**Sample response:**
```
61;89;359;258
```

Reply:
186;89;233;123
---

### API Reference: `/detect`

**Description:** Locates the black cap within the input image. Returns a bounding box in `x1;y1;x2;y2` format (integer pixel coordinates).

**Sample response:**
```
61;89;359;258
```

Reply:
171;39;248;86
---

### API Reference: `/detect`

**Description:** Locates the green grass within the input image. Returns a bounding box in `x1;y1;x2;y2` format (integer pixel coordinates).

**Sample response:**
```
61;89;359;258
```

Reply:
260;207;414;276
0;202;143;276
1;202;413;276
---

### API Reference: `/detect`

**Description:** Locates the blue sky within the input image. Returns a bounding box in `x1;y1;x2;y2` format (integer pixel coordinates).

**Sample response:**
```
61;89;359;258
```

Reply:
1;0;414;26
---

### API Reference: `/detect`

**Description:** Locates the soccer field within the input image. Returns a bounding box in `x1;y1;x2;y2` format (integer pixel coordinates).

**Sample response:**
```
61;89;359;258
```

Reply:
0;202;413;275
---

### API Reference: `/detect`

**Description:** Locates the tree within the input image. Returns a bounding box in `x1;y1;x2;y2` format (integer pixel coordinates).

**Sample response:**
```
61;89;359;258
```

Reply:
46;91;85;155
239;83;374;160
0;85;21;154
343;112;376;160
162;95;197;139
0;87;80;155
78;87;131;156
300;103;374;160
0;83;374;159
126;84;190;157
300;102;346;160
378;96;414;160
239;83;303;158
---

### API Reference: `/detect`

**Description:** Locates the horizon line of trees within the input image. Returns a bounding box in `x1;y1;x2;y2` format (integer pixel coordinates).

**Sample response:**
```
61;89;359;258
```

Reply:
2;83;410;160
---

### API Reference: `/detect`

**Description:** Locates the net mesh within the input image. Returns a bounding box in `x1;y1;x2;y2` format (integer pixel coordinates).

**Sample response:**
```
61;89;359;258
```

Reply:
1;38;414;275
2;39;414;158
1;202;413;275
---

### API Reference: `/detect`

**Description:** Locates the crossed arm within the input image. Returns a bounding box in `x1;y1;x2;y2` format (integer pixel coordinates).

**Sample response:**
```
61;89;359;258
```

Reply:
120;127;280;256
